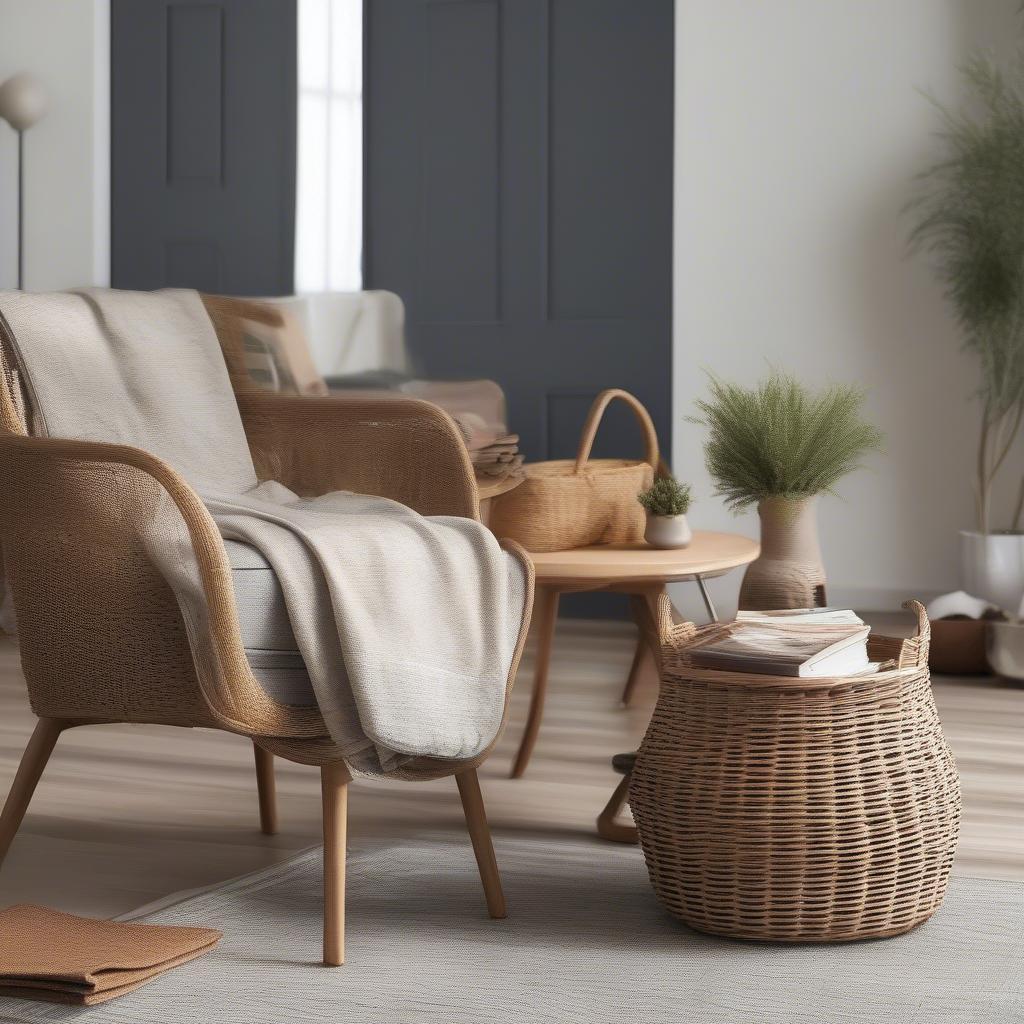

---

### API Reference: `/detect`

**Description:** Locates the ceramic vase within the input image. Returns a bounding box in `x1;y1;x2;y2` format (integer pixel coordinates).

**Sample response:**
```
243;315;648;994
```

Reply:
738;495;827;610
959;530;1024;615
644;513;692;549
987;621;1024;680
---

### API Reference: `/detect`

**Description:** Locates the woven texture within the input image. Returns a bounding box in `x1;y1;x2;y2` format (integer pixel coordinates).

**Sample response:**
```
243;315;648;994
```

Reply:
487;389;657;551
0;295;530;778
3;836;1022;1024
630;599;962;943
739;495;828;609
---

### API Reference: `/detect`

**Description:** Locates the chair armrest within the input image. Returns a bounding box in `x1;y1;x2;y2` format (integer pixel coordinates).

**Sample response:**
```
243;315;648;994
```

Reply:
237;392;480;519
398;378;507;432
0;434;325;739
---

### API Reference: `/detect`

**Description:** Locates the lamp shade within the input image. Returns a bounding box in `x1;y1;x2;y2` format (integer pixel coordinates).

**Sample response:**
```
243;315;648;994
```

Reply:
0;72;49;132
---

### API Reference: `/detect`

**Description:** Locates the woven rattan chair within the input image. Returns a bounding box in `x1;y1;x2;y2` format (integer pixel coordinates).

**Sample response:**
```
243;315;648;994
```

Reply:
0;295;532;966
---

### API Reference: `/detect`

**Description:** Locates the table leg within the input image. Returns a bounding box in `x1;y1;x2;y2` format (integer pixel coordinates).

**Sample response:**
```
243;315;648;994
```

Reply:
510;587;560;779
696;574;719;623
597;751;639;844
619;633;652;707
596;775;637;843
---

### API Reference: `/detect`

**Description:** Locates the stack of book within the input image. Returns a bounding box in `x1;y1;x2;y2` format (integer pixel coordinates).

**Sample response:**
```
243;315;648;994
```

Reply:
688;608;879;678
449;413;525;486
470;435;524;480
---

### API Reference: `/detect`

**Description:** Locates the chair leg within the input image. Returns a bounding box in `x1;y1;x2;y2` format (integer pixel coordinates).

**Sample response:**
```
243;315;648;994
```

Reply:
510;587;560;779
0;719;65;867
321;761;349;967
456;768;506;919
253;743;278;836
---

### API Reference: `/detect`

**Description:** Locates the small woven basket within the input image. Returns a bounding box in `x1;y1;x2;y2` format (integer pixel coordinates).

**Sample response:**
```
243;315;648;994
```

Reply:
487;389;658;552
630;599;961;943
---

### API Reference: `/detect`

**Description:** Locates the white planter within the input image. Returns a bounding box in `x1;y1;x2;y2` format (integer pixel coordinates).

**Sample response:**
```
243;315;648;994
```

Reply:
645;513;692;549
959;530;1024;614
987;621;1024;681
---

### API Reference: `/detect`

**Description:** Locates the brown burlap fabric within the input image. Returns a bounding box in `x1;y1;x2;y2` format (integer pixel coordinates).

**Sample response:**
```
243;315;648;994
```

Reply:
0;905;220;1006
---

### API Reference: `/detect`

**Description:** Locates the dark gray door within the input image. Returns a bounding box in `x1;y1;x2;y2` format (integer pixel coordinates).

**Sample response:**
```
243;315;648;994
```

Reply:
111;0;297;294
365;0;674;465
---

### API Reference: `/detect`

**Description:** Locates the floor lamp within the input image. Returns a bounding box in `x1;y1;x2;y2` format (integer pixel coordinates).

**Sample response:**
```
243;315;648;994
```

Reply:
0;73;49;290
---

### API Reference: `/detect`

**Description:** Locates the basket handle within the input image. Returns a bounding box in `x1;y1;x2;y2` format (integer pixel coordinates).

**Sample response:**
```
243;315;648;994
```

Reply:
898;599;931;669
630;591;699;671
573;389;660;475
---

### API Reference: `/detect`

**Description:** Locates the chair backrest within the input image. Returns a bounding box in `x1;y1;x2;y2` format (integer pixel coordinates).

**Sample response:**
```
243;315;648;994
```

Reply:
0;327;29;437
0;294;280;439
199;294;282;398
0;329;23;634
0;292;418;438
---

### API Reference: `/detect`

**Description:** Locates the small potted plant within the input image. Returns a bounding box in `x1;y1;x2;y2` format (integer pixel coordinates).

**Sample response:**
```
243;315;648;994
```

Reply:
691;371;883;609
909;54;1024;613
638;475;693;549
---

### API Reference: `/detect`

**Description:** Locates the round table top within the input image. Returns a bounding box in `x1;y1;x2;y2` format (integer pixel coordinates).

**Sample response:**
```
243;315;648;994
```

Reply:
476;474;524;503
527;531;759;587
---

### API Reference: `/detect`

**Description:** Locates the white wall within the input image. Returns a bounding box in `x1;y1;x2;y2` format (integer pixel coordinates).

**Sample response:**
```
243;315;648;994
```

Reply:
672;0;1024;620
0;0;109;291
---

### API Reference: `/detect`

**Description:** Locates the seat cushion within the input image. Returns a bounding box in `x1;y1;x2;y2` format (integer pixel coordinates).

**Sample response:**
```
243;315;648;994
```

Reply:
224;540;317;707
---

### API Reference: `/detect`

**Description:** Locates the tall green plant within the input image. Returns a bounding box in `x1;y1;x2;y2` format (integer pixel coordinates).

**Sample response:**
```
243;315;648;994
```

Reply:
909;54;1024;533
690;372;883;512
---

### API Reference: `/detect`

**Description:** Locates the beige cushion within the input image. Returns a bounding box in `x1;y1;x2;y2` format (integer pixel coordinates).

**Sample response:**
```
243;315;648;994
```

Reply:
239;309;329;397
224;540;317;707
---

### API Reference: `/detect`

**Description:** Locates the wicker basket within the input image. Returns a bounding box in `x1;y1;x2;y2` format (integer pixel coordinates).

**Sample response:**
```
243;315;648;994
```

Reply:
630;600;961;943
487;389;658;552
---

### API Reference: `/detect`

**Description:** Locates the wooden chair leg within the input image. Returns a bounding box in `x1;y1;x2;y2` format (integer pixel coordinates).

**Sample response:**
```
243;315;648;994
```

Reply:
510;587;560;778
456;768;506;919
321;761;350;967
620;634;652;706
0;719;65;867
253;743;278;836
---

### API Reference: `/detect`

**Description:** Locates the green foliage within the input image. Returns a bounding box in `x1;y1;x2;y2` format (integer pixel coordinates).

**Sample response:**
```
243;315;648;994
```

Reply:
690;372;883;512
638;475;692;517
908;54;1024;530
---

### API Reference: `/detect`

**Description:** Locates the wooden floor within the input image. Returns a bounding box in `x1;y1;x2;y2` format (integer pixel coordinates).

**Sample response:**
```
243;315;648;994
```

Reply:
0;615;1021;919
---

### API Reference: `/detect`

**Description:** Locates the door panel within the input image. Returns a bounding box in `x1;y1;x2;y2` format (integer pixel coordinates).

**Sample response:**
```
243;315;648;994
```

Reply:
111;0;297;294
547;0;672;321
419;1;502;322
365;0;673;467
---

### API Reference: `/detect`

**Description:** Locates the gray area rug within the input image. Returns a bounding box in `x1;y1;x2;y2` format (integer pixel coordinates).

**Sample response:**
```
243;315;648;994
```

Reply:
1;832;1021;1024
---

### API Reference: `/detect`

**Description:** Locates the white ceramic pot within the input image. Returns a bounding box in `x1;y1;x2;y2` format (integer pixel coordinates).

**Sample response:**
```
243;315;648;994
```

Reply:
987;621;1024;681
645;513;692;549
959;531;1024;614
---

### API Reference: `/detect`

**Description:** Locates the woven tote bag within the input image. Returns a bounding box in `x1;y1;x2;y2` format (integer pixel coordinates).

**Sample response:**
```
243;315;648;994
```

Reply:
630;600;961;943
487;389;659;552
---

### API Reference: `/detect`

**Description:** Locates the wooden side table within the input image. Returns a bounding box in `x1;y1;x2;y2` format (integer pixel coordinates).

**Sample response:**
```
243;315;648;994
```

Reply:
511;533;758;780
477;474;524;534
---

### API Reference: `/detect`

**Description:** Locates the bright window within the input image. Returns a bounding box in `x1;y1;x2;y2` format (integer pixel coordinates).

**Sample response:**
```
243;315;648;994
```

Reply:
295;0;362;293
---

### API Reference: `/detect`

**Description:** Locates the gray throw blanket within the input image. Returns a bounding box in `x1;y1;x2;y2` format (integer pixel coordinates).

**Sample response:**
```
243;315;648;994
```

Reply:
1;289;529;775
